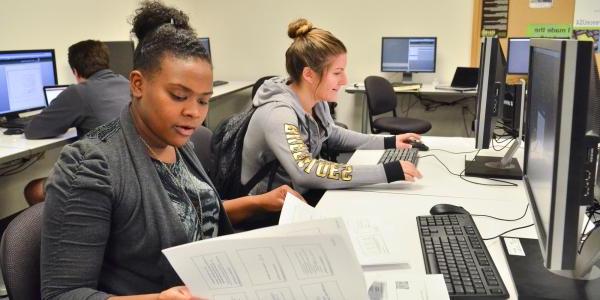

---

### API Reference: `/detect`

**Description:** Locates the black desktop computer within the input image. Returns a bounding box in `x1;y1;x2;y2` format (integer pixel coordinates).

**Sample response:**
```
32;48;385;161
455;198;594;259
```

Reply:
465;37;524;179
380;37;436;84
0;49;58;128
198;37;227;87
501;39;600;299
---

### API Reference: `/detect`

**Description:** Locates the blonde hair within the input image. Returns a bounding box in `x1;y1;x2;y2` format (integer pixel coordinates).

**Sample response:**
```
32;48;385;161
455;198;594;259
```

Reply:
285;18;346;83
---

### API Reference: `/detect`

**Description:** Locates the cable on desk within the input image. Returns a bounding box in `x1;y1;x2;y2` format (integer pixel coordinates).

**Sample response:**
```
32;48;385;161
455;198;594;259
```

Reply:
419;152;519;187
415;94;475;112
578;202;600;254
482;223;534;240
491;136;515;151
427;148;479;155
472;203;529;222
0;152;44;176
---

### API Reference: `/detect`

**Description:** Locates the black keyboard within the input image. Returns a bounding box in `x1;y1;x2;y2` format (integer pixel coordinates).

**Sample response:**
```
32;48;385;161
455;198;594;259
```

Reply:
213;80;228;87
0;115;34;129
378;148;419;165
417;214;509;299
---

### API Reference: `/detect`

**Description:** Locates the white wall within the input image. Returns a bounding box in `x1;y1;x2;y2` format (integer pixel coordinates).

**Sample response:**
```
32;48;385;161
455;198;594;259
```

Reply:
0;0;474;217
191;0;475;130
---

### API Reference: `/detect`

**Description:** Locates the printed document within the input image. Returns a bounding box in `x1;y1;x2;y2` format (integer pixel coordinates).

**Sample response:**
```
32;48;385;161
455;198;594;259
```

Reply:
280;193;408;266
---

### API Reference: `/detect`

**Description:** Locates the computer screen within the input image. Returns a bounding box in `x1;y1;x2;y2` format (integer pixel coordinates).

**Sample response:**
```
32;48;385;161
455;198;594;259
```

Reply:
104;41;134;79
43;85;69;106
381;37;436;81
198;37;211;59
0;49;57;119
507;38;530;75
474;37;506;150
524;39;598;273
465;37;524;179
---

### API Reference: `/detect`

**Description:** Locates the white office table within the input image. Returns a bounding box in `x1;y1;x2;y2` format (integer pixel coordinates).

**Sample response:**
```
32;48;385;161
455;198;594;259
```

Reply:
345;136;526;201
315;136;534;299
345;84;477;133
0;128;77;164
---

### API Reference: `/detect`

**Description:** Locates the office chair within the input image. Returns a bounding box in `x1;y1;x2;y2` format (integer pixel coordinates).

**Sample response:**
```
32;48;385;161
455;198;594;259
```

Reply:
364;76;432;134
189;126;214;169
0;202;44;300
251;76;277;99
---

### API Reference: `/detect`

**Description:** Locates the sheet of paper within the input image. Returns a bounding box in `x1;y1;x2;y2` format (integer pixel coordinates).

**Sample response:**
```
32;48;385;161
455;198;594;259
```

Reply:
279;192;324;224
343;217;407;266
365;271;448;300
279;193;408;266
163;234;368;300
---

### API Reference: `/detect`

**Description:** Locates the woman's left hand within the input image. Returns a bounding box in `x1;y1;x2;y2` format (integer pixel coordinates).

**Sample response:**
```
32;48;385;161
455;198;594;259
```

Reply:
395;133;421;149
257;185;306;212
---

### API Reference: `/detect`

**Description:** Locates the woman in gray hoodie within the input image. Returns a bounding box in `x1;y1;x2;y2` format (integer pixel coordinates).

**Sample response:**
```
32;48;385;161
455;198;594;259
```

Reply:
242;19;423;198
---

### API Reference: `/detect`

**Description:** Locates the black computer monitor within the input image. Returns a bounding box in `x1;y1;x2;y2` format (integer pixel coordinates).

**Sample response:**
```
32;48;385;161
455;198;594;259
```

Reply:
507;38;530;75
104;41;134;79
0;49;57;123
524;39;599;279
465;37;523;179
198;37;211;59
381;37;436;83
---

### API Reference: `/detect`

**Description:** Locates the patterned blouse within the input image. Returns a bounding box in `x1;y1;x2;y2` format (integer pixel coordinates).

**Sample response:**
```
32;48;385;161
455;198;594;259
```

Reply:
151;150;220;241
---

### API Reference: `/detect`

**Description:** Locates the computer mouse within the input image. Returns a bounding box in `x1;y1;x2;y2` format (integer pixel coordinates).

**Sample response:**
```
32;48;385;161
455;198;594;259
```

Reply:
3;128;24;135
409;140;429;151
430;203;470;215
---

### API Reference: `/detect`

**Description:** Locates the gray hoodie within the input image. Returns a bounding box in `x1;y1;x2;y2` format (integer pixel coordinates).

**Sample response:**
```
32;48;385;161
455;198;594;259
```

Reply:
241;77;404;194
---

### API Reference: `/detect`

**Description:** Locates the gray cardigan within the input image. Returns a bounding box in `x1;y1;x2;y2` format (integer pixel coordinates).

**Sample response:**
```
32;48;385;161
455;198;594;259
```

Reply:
41;107;233;300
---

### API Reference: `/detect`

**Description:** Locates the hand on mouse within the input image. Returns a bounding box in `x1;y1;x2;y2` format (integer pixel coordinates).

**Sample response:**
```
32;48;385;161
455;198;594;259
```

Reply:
395;133;421;149
400;161;422;182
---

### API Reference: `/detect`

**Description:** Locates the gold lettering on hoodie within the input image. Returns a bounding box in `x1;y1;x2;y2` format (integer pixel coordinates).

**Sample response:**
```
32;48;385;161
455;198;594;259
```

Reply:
284;123;353;181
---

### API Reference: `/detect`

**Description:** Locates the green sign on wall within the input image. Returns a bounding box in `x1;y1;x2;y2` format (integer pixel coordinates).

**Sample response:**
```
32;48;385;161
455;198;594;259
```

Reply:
527;24;573;38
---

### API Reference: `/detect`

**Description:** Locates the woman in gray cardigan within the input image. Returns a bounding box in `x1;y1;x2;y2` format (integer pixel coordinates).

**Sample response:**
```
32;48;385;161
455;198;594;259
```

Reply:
40;2;299;299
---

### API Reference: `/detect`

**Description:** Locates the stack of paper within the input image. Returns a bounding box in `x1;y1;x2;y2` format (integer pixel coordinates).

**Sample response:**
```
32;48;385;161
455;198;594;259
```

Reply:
163;216;368;299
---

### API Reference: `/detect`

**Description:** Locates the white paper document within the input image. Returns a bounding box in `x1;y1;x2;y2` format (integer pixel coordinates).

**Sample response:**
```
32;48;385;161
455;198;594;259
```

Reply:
365;272;449;300
163;224;368;299
279;193;407;266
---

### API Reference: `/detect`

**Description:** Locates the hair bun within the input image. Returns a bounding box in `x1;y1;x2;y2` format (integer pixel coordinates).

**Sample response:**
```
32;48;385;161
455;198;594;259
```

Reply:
131;0;191;42
288;18;314;39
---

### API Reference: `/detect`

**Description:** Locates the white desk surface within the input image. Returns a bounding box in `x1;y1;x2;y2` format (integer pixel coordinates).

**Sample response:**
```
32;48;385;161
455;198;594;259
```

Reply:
316;136;533;299
0;128;77;164
210;81;253;100
346;83;477;95
346;136;525;201
0;81;252;163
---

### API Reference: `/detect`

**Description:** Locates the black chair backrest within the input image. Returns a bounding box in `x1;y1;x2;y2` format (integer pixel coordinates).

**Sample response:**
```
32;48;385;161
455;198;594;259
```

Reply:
364;76;397;116
251;76;277;99
189;126;214;169
0;202;44;300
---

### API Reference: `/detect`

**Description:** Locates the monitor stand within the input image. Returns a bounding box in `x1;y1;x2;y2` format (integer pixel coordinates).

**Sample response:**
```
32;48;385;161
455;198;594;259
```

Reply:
464;138;523;179
500;237;600;299
0;112;29;129
400;72;414;84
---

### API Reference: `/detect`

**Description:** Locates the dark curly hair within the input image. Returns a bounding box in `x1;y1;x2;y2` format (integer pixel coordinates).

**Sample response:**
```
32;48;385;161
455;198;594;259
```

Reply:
130;0;210;75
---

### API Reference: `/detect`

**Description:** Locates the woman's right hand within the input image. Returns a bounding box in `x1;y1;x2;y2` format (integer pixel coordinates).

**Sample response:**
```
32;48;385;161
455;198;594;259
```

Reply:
400;161;422;182
158;286;204;300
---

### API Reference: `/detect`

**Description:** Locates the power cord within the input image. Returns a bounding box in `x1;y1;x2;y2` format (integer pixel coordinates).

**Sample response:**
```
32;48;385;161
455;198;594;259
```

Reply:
578;202;600;254
472;203;530;222
482;224;534;240
491;136;515;151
